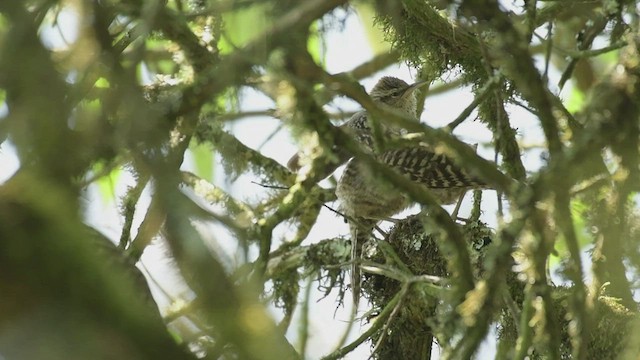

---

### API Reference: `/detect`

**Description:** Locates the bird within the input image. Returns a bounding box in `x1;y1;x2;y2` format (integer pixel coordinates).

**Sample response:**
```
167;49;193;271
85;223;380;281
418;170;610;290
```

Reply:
288;76;487;305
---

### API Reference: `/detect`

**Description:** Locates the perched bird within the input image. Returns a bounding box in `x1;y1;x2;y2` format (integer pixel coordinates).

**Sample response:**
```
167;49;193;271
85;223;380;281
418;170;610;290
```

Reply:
288;76;486;304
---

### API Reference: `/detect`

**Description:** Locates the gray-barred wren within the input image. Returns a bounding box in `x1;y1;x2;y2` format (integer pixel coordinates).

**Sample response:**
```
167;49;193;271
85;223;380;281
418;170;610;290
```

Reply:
288;77;486;304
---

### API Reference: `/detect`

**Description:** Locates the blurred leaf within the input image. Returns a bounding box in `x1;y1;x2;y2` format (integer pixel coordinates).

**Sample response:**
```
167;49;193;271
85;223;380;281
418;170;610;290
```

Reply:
93;162;122;204
219;3;272;54
597;48;620;66
308;21;324;66
354;2;391;54
550;200;591;266
189;139;214;182
224;86;241;113
0;13;7;43
95;77;110;88
565;86;585;114
73;98;102;132
144;37;178;75
0;88;6;144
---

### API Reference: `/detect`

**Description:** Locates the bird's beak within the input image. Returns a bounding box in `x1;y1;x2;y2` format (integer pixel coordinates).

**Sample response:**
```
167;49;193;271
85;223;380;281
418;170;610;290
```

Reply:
401;80;429;99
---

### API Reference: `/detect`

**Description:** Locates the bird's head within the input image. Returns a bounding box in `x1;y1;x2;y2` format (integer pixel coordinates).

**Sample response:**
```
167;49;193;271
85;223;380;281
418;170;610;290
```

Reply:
369;76;428;117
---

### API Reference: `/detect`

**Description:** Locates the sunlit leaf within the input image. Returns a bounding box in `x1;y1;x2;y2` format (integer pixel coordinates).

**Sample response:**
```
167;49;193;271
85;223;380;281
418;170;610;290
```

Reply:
0;13;8;44
92;162;122;204
354;3;391;54
597;48;620;66
95;77;110;88
308;21;324;66
564;86;585;114
189;139;214;182
142;37;178;75
219;3;272;54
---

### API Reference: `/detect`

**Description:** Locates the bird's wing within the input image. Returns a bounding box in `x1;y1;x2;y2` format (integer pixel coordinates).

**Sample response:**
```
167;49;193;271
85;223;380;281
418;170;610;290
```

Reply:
340;111;375;151
380;146;485;188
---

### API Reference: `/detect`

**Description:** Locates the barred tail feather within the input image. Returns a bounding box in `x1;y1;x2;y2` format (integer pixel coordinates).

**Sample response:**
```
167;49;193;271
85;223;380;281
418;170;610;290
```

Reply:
381;146;487;189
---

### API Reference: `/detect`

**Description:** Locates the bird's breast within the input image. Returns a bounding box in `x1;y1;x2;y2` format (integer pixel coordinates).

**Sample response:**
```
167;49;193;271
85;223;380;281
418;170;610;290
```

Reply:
336;159;409;220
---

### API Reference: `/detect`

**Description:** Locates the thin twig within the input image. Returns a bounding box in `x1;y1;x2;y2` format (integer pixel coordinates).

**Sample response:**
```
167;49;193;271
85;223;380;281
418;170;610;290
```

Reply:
297;277;314;357
564;41;627;59
250;180;348;222
370;284;411;358
445;75;500;131
321;290;403;360
251;180;289;190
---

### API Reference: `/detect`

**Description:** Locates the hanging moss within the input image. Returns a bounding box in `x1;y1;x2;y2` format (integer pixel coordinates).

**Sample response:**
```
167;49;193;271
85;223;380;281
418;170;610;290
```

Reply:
374;1;487;84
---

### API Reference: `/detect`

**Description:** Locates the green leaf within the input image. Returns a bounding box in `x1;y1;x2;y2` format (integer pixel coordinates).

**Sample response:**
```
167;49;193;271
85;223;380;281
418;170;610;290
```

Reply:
189;139;214;182
354;3;391;54
307;21;324;66
597;48;620;66
143;37;178;75
93;163;122;204
564;86;585;114
95;77;110;88
0;13;8;40
219;3;273;54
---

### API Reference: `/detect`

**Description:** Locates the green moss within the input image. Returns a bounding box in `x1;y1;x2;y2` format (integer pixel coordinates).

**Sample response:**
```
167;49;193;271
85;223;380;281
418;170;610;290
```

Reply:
375;1;487;84
497;286;637;359
361;215;496;359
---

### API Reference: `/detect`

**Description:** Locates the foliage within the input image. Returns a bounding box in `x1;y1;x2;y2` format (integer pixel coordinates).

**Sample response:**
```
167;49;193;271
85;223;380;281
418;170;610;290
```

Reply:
1;0;640;359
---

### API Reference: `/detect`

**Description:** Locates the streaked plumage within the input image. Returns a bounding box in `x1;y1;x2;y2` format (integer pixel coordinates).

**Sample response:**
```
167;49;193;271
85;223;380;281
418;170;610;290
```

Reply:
287;76;486;305
334;77;485;305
